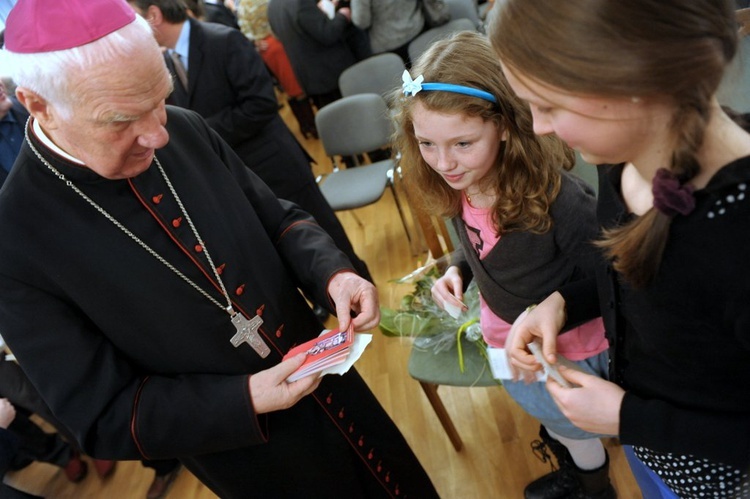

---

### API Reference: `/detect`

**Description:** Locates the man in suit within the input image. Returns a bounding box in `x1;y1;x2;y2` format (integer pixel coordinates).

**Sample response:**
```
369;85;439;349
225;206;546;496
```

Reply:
267;0;370;108
128;0;373;312
0;79;27;184
203;0;240;29
0;345;103;485
0;398;40;499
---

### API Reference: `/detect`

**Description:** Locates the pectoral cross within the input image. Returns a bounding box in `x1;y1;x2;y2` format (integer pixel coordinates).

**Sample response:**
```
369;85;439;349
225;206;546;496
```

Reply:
230;312;270;358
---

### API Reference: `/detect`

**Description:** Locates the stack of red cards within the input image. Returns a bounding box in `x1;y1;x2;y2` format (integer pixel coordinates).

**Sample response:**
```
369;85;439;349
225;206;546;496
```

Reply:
283;325;354;382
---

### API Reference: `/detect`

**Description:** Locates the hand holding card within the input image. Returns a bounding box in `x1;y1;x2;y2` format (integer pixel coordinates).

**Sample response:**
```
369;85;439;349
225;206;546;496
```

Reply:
443;295;467;319
527;340;585;388
283;325;372;382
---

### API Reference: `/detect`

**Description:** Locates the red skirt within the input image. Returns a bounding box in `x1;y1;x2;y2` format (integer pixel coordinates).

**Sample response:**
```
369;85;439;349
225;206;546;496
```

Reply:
258;35;303;98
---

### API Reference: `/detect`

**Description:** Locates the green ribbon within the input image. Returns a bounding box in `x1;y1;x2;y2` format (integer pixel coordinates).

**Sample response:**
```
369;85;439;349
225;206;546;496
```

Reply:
456;318;479;373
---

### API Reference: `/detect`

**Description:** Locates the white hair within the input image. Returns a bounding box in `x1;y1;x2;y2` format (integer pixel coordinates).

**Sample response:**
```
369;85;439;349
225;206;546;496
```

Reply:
1;15;159;119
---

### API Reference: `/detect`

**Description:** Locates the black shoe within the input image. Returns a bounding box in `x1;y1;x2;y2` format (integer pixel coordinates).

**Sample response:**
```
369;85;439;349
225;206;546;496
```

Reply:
147;465;182;499
525;425;616;499
572;453;617;499
523;440;581;499
302;127;319;140
525;435;580;499
312;305;330;322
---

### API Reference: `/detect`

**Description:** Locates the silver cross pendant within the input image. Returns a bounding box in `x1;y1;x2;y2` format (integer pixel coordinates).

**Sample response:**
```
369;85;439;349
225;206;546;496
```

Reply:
230;312;271;358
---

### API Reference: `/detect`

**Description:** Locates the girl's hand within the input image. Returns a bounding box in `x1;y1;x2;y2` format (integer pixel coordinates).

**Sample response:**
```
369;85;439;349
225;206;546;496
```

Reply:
546;366;624;436
431;266;467;313
508;292;567;372
505;306;539;383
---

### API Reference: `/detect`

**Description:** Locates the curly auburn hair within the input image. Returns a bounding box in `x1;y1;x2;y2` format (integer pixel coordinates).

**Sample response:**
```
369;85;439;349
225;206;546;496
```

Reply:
391;31;574;236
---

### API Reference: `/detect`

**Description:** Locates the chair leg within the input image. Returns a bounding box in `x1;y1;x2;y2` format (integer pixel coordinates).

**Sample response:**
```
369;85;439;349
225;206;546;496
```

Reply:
413;206;445;260
390;186;411;241
349;210;364;228
387;169;415;250
435;216;455;254
418;381;463;451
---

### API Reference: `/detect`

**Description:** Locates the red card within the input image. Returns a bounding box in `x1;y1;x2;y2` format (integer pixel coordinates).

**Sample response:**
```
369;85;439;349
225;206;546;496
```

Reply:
283;325;354;382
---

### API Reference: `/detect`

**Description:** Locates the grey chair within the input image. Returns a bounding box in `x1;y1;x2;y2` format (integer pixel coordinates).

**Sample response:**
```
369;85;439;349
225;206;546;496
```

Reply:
478;0;494;20
409;335;498;451
338;52;406;100
712;10;750;113
315;93;411;240
738;7;750;37
444;0;482;29
407;17;478;62
398;195;497;451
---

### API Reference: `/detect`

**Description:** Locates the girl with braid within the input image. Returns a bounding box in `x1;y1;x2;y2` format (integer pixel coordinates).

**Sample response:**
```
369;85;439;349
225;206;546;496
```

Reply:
488;1;750;497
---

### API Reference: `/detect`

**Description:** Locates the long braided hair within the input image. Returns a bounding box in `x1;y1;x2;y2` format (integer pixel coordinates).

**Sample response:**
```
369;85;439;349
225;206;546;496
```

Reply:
488;0;739;286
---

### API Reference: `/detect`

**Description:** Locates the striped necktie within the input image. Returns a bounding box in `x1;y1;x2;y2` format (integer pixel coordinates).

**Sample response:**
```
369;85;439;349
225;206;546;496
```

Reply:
169;50;189;92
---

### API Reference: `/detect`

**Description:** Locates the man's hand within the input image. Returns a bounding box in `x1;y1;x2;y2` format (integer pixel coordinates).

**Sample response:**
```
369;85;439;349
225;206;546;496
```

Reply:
327;272;379;333
337;6;351;21
249;354;321;414
0;398;17;429
0;81;14;119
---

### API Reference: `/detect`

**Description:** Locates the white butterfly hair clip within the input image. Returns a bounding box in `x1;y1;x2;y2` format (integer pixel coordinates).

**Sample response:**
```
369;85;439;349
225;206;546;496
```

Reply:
400;69;498;104
402;70;424;96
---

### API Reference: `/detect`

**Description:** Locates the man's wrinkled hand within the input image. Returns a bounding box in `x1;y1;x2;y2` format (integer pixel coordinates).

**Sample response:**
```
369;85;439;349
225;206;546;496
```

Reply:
327;271;379;333
249;354;321;414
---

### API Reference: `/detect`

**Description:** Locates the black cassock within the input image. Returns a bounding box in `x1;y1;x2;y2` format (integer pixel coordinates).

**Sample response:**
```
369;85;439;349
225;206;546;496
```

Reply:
0;107;437;498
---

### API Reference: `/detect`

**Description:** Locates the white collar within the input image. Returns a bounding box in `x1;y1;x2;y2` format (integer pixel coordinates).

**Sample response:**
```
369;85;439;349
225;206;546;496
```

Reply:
32;118;85;165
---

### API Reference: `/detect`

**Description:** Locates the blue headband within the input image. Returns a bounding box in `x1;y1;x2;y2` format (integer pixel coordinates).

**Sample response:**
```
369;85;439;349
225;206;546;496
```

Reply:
402;70;497;104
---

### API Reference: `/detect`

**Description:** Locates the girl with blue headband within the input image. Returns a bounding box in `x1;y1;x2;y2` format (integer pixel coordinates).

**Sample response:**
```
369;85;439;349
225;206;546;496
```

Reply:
392;31;616;498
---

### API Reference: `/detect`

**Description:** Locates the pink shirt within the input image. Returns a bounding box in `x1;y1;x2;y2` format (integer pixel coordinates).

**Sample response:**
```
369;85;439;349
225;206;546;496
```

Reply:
461;198;607;361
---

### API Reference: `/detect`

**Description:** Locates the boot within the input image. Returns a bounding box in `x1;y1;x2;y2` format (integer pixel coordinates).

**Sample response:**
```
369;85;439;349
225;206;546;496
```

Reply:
525;426;581;499
572;452;617;499
64;450;88;483
287;96;318;139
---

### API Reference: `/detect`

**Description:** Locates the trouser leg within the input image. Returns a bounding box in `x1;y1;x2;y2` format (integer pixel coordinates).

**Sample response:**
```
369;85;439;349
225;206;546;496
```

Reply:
287;97;318;139
8;409;71;469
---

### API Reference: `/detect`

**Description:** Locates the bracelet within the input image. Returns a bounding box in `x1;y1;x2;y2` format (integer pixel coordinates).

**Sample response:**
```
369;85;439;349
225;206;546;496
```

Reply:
525;304;537;313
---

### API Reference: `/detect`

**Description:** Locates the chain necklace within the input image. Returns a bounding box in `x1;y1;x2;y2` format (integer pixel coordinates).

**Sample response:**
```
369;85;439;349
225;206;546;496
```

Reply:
465;190;481;208
464;188;495;208
465;191;474;206
24;127;271;357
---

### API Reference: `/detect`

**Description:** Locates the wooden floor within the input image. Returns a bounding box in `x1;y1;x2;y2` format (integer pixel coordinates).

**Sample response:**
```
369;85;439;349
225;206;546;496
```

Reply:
4;101;641;498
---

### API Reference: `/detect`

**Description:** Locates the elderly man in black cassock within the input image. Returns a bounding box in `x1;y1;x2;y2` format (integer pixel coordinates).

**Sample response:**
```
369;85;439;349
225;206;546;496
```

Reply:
0;0;438;497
